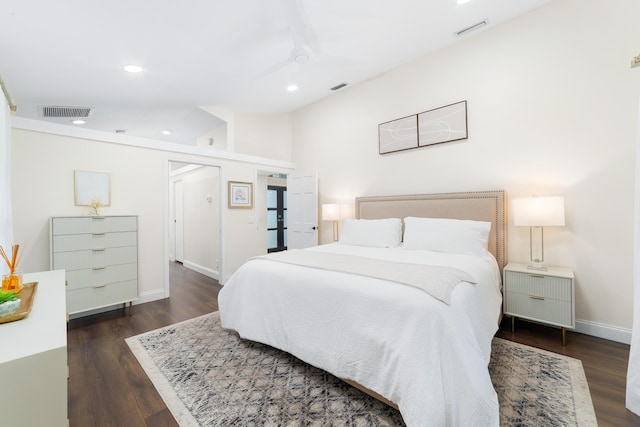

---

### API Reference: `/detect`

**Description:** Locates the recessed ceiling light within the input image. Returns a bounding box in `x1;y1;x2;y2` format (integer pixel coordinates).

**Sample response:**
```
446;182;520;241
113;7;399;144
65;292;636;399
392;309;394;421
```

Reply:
124;64;143;73
71;119;86;125
287;85;298;92
161;129;172;135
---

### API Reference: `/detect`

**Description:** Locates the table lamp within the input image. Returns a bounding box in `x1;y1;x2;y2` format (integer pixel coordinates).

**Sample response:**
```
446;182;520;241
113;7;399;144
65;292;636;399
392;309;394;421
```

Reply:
512;196;565;270
322;204;340;241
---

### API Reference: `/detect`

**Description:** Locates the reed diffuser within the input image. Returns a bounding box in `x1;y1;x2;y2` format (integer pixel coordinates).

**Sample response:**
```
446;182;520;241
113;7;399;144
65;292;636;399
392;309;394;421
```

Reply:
1;244;23;292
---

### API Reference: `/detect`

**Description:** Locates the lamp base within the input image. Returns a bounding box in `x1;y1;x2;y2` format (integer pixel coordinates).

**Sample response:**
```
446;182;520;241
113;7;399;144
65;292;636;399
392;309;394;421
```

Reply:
527;259;546;271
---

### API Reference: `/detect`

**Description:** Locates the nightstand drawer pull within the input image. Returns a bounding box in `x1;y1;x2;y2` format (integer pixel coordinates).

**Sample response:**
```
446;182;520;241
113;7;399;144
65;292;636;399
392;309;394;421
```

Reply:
529;295;545;301
92;248;106;252
528;274;546;279
92;232;106;236
92;266;107;270
93;284;107;289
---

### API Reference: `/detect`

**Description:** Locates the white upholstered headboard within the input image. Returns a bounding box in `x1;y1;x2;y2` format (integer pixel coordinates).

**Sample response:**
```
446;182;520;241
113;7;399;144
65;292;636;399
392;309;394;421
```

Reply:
355;190;507;273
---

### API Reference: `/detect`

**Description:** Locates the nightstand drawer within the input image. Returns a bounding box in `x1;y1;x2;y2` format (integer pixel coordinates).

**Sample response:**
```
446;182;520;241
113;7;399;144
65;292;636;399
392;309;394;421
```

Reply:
504;270;572;302
504;292;573;327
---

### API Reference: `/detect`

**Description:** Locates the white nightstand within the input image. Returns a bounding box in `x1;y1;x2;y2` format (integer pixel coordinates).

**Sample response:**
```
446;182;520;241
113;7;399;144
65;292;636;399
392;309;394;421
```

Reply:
503;263;575;345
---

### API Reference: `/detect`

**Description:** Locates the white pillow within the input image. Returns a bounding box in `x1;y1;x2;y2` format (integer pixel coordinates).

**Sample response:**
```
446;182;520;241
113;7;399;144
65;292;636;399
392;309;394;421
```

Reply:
340;218;402;248
402;216;491;257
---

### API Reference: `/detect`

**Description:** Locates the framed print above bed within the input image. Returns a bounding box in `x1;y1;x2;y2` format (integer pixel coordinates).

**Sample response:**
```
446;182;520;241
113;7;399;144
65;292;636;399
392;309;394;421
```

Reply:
378;115;418;154
228;181;253;209
379;100;468;155
418;100;468;147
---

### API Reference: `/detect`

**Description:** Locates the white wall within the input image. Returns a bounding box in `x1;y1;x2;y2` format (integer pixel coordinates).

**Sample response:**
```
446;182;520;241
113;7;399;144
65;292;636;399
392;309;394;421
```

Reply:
292;0;640;340
198;107;293;162
10;121;294;305
197;123;228;150
235;112;293;161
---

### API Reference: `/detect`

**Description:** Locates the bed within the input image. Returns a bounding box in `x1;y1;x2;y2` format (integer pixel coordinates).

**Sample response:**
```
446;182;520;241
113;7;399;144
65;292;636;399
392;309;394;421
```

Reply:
219;190;506;426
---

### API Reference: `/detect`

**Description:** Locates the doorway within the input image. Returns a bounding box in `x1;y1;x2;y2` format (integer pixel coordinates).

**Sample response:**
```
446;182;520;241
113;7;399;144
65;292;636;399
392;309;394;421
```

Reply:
168;161;222;295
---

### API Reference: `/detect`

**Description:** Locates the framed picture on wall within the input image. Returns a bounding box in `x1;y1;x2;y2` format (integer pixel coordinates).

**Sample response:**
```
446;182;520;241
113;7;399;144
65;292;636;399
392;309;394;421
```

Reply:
228;181;253;209
74;170;111;206
418;100;468;147
378;114;418;154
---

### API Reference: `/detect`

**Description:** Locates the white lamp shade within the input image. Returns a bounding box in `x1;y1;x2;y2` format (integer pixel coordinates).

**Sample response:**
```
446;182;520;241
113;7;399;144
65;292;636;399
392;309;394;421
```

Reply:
322;203;340;221
513;196;565;227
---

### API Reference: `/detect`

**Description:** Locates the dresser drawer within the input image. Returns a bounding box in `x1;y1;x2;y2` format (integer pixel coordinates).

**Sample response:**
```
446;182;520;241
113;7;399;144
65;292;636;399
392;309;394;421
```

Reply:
53;231;137;252
503;270;572;302
65;263;138;291
504;292;573;327
66;280;138;314
52;216;137;235
53;246;137;271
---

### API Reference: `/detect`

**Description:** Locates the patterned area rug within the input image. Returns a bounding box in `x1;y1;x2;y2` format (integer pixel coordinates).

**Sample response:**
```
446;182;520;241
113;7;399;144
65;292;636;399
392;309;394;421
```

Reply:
125;312;597;426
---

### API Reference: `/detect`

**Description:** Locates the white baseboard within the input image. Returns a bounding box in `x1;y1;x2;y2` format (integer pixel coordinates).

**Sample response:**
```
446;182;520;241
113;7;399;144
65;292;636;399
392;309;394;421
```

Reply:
575;319;632;345
137;289;167;304
182;260;220;281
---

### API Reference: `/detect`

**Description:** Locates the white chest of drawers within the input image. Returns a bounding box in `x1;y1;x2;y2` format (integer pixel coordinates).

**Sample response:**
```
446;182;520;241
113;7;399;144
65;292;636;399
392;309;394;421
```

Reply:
50;215;138;315
503;262;575;345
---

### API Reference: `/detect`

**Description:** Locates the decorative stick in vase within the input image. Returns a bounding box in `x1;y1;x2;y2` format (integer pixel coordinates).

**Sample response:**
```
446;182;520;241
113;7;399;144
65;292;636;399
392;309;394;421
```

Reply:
1;244;23;292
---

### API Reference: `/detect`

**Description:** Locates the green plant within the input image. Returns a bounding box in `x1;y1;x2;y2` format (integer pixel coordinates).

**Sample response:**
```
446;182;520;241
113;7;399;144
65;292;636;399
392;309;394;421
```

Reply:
0;290;19;304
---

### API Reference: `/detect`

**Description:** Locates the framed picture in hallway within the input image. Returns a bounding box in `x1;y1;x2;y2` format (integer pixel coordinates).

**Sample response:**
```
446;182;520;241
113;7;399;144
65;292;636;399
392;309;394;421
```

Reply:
228;181;253;209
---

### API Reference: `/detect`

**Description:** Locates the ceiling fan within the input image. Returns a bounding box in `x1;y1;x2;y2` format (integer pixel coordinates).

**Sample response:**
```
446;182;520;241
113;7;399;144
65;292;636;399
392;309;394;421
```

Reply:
254;0;324;79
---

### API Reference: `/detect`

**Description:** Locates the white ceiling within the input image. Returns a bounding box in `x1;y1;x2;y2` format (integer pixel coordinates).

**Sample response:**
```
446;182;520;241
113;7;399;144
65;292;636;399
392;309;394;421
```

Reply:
1;0;551;145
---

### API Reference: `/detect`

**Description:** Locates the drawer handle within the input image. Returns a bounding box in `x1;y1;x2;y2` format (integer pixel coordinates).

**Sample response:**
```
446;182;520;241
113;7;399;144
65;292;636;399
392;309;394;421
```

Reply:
92;248;106;252
93;284;107;289
528;274;546;279
529;295;545;301
92;266;107;270
91;216;105;220
92;232;106;236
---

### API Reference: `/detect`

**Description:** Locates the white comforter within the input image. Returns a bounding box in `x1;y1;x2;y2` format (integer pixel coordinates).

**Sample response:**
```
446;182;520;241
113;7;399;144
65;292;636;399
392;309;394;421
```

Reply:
218;243;503;426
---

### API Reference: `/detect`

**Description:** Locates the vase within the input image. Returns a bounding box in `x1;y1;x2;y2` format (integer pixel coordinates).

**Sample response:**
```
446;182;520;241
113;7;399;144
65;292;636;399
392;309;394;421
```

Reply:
2;272;22;292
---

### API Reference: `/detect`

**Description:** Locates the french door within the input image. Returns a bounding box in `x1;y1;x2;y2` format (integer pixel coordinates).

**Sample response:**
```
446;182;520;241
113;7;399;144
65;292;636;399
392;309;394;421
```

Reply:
267;185;287;252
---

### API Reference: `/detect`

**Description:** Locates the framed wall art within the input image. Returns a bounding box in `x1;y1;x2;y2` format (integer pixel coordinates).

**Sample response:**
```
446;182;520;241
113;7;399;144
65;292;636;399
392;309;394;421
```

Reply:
418;100;468;147
74;170;111;206
378;115;418;154
228;181;253;209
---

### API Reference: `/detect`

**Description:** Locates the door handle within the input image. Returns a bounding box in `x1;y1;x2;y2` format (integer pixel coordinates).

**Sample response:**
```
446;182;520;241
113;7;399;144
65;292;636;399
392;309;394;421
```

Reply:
311;226;317;230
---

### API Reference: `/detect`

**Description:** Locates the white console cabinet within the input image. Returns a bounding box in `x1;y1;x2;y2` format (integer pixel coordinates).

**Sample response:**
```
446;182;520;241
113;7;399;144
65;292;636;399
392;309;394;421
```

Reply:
0;270;68;427
51;215;138;315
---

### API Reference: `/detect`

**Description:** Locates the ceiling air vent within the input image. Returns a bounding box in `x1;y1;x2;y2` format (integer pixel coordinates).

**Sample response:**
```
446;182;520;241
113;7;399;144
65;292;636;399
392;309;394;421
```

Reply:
455;19;489;38
114;129;127;134
39;105;94;118
330;83;348;91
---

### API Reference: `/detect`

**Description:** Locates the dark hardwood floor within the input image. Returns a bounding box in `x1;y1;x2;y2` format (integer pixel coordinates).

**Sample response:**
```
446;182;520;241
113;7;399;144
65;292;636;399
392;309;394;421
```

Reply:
67;262;221;427
67;262;640;426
